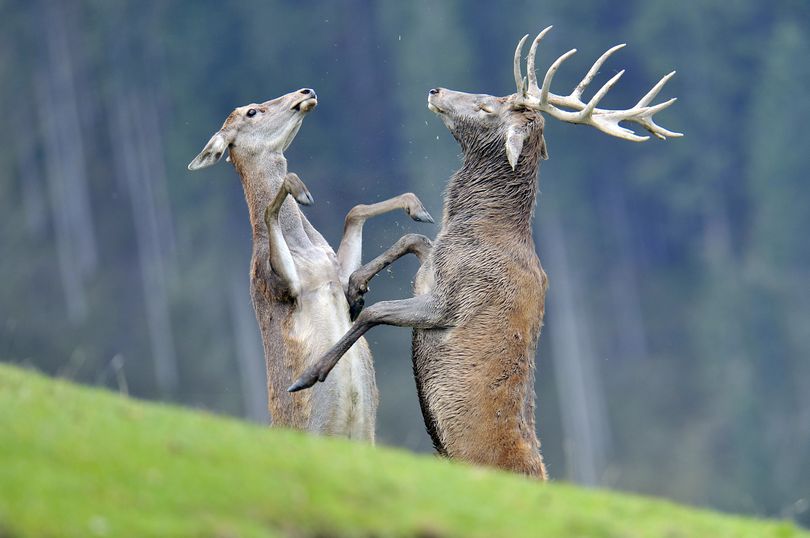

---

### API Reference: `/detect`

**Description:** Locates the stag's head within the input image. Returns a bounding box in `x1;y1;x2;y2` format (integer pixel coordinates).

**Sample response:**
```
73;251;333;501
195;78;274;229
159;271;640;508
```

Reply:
188;88;318;171
428;87;548;170
428;26;682;170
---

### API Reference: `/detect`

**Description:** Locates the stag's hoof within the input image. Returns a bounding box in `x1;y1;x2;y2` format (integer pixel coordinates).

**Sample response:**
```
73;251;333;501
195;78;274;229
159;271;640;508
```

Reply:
349;296;365;321
346;273;368;320
288;370;319;393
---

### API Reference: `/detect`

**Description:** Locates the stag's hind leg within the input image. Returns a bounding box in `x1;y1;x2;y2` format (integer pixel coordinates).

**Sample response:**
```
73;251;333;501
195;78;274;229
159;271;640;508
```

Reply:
337;193;433;285
264;173;313;298
288;294;450;392
346;233;433;319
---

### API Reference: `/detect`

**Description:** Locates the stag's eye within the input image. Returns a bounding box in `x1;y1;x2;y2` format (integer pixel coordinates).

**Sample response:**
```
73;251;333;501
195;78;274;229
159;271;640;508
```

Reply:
246;108;257;117
479;104;496;114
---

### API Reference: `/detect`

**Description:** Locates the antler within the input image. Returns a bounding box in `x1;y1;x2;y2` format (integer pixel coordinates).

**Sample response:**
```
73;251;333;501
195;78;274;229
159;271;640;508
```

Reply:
513;26;682;142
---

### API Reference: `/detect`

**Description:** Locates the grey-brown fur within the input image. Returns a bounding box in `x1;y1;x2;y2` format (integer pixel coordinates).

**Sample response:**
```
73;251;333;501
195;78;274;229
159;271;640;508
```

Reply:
411;97;548;477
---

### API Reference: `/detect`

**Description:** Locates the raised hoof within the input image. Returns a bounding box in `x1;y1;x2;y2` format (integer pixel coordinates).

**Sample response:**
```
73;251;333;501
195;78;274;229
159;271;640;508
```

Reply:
410;209;434;223
296;191;314;206
285;173;314;206
349;297;365;321
402;193;434;224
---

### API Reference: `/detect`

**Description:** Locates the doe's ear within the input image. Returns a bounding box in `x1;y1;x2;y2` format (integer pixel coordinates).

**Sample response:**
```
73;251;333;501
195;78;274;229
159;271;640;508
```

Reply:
505;126;527;170
188;131;230;171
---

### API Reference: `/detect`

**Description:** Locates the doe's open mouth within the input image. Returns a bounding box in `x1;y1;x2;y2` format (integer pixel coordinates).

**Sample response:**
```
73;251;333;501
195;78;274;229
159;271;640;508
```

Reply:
293;97;318;112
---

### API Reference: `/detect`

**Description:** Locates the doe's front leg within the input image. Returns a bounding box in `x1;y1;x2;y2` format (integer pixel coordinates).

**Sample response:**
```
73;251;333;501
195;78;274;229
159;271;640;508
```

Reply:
263;173;313;298
288;294;449;393
336;192;434;286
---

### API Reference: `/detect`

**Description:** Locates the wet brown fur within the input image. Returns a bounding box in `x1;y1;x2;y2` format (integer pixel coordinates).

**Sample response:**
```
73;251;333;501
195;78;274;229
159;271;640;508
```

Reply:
413;106;549;478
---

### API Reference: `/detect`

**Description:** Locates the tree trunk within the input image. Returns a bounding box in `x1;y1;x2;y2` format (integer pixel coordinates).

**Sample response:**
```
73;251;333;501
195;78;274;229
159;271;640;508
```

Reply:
228;274;268;423
540;208;611;486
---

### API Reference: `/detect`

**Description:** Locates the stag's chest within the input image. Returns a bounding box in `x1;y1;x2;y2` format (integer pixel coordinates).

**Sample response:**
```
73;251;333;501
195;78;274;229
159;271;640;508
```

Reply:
430;231;530;281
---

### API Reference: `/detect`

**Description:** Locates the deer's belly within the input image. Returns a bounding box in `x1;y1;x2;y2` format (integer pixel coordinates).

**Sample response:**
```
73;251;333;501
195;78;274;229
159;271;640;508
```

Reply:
412;272;546;454
289;281;377;439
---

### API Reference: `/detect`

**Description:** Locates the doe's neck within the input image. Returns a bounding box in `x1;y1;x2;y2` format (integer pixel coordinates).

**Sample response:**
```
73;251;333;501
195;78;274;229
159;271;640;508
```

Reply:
232;149;288;236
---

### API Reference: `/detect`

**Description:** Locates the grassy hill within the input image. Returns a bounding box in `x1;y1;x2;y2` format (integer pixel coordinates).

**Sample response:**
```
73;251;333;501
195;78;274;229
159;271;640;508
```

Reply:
0;363;805;538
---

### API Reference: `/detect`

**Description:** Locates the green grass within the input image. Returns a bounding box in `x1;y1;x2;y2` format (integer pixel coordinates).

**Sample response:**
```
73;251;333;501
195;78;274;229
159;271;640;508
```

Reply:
0;363;805;538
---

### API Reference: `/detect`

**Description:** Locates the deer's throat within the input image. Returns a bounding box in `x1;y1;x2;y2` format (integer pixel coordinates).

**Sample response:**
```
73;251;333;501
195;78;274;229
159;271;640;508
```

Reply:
234;153;288;236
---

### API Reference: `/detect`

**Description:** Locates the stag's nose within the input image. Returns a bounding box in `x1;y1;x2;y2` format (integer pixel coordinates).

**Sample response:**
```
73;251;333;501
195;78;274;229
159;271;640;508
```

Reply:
300;88;316;98
429;88;441;95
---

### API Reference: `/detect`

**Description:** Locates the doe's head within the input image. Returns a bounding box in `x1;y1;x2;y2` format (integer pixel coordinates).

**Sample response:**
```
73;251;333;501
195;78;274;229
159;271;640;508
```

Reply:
428;26;681;170
188;88;318;171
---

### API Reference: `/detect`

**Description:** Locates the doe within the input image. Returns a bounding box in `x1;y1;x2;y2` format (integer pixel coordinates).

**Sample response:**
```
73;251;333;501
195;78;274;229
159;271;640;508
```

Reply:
188;88;433;442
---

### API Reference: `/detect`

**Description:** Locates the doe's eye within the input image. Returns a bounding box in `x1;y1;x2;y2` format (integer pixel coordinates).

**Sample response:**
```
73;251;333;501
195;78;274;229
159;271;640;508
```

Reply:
246;108;257;117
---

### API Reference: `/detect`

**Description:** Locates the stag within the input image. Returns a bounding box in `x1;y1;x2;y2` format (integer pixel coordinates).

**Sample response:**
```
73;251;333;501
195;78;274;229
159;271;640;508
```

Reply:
187;89;433;442
290;28;681;475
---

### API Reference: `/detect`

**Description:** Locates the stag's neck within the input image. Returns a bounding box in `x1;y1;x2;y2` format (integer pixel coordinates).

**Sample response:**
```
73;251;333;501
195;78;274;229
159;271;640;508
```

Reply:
443;150;540;238
232;151;295;238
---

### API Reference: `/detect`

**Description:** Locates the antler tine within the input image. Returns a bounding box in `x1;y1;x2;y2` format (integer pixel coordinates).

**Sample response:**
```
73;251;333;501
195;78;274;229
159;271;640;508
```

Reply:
577;69;625;120
514;34;529;95
589;97;681;141
572;43;626;100
526;26;553;93
643;120;683;140
539;48;577;106
643;96;678;116
635;70;676;108
636;97;683;138
591;118;651;142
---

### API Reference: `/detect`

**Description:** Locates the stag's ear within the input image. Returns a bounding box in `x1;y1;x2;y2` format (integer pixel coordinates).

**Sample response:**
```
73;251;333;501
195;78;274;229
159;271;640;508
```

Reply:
540;133;549;160
505;126;527;170
188;131;230;171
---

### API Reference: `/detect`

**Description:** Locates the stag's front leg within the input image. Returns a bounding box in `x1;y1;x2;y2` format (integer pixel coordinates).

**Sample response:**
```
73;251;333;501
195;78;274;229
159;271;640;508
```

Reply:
288;295;449;392
346;233;433;320
337;193;433;286
264;173;313;298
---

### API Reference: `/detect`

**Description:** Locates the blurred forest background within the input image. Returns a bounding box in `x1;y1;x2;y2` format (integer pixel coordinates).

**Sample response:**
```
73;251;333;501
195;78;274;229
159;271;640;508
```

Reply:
1;0;809;525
